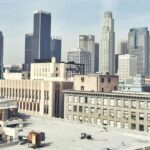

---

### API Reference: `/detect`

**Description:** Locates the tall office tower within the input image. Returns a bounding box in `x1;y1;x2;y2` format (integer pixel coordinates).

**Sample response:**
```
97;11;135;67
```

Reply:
51;37;61;62
117;40;128;54
79;35;95;73
118;54;137;80
25;33;34;64
33;11;51;60
100;11;115;75
94;43;99;72
128;27;149;76
0;32;3;79
67;48;91;74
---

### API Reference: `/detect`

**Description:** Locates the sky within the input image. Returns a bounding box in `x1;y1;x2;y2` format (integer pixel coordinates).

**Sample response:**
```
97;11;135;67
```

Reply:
1;0;150;64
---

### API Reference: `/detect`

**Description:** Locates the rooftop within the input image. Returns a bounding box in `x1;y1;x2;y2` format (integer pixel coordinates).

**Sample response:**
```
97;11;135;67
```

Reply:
3;117;150;150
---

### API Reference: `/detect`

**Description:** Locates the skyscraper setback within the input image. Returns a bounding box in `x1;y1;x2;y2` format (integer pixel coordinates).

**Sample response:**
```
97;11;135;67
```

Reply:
128;27;149;76
33;11;51;60
100;11;115;75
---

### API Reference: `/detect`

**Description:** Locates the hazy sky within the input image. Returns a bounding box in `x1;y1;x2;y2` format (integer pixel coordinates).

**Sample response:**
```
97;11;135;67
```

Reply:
1;0;150;64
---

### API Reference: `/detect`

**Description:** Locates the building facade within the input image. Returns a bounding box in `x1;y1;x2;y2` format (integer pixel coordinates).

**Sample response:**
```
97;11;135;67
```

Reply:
67;48;91;74
51;37;61;62
64;90;150;132
31;57;84;81
100;11;115;75
128;27;149;76
33;11;51;60
118;54;137;80
0;32;3;79
0;80;73;118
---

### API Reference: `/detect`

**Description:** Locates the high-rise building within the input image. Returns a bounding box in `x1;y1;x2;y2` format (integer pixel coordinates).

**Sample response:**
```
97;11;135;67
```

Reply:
0;32;3;79
79;35;95;73
25;33;34;64
128;27;149;76
117;40;128;55
100;11;115;75
118;54;137;80
94;43;99;73
67;48;91;74
51;37;61;62
33;11;51;60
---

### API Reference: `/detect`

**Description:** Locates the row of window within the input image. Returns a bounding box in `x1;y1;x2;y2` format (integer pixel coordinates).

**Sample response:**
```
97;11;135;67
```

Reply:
67;115;150;132
68;105;150;121
68;96;150;109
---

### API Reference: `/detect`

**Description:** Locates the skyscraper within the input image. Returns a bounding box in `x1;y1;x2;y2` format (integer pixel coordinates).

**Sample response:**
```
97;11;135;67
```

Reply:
117;40;128;55
51;37;61;62
128;27;149;76
118;54;137;80
25;33;34;64
79;35;95;73
0;32;3;79
67;48;91;74
100;11;115;75
0;32;3;65
94;43;99;73
33;11;51;60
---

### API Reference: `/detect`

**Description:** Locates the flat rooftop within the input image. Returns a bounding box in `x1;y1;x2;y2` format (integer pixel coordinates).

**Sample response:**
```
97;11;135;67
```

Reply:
3;117;150;150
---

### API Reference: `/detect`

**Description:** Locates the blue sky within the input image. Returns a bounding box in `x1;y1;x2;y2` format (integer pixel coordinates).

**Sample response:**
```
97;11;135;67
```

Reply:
1;0;150;64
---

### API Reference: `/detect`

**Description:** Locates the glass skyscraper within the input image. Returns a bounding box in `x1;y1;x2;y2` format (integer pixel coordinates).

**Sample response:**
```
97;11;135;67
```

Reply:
33;11;51;60
128;27;149;76
100;11;115;75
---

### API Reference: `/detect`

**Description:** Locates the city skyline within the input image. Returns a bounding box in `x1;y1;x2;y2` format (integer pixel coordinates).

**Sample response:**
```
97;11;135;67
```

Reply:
1;0;150;64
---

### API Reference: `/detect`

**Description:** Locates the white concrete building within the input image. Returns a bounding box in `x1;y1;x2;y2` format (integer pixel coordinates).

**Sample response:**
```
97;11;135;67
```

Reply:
67;48;91;74
31;57;84;81
100;11;115;75
118;54;137;80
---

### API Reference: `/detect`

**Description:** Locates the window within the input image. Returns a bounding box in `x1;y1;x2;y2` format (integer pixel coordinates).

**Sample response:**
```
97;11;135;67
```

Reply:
103;120;108;125
68;115;72;120
124;100;128;108
110;121;114;127
103;109;107;116
116;122;121;128
124;123;128;129
101;78;104;83
85;107;88;113
91;107;95;113
79;97;84;103
73;106;77;112
110;99;115;106
117;100;122;107
81;86;84;91
91;97;95;104
116;110;121;118
131;100;136;108
103;99;108;106
79;106;83;112
139;113;144;120
131;112;136;120
68;96;73;102
139;124;144;131
73;115;77;120
68;105;72;111
85;117;88;123
81;77;84;82
102;88;104;92
74;97;78;103
109;109;114;117
97;119;101;125
85;97;88;103
114;86;117;90
139;101;144;109
108;78;111;83
97;98;102;105
124;111;128;120
131;123;136;130
79;116;83;122
97;108;101;115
